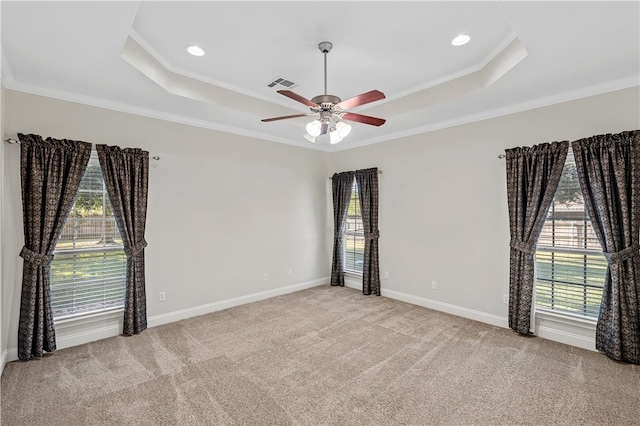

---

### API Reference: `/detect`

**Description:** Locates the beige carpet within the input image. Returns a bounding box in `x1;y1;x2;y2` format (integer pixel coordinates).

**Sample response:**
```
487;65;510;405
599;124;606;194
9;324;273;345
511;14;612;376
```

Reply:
1;285;639;425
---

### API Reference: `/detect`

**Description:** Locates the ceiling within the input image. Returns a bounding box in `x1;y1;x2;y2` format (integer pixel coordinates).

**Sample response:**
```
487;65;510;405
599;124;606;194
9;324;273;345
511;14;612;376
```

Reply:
2;1;639;152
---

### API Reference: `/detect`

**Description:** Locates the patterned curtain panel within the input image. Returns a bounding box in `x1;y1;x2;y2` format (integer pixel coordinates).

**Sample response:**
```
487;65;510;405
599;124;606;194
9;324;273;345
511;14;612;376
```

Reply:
355;168;381;296
572;130;640;364
17;133;91;360
330;171;355;287
505;141;569;334
96;144;149;335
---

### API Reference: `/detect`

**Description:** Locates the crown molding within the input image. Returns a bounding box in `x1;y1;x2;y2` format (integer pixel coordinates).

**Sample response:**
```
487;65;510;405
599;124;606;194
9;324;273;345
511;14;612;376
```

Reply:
330;76;640;152
2;69;636;154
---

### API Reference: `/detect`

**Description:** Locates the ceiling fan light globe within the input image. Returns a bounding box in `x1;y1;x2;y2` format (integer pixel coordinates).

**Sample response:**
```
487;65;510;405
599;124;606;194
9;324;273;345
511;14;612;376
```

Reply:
336;122;352;138
306;120;322;137
329;130;343;144
303;133;316;143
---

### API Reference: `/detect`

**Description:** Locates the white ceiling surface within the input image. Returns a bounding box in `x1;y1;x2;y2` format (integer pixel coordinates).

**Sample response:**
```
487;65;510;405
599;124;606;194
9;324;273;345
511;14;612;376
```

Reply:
1;1;639;152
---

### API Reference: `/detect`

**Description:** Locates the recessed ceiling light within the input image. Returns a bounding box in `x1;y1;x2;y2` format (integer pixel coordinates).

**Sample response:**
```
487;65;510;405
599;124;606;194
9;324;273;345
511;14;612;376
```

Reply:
186;45;205;56
451;34;471;46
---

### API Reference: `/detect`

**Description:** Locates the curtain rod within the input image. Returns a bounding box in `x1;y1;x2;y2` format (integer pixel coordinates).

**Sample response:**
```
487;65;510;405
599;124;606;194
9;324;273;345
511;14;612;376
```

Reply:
4;138;160;160
8;137;497;162
329;170;383;180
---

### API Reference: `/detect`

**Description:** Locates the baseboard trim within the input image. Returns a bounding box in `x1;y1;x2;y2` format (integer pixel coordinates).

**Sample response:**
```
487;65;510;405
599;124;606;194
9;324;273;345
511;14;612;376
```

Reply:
3;313;124;365
345;276;509;328
536;325;596;351
147;277;328;328
1;349;7;375
4;347;17;365
345;277;598;350
58;323;123;349
381;288;509;329
2;278;329;365
1;278;596;367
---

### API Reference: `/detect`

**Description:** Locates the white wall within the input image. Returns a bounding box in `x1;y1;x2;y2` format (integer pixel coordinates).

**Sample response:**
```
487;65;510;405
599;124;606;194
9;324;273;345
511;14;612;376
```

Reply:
331;86;640;348
1;82;5;371
1;90;331;362
2;86;639;368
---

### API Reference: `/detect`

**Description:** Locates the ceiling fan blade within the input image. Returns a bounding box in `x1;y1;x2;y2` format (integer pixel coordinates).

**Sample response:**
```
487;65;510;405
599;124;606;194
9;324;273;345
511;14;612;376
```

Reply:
261;113;312;122
277;90;319;108
335;90;385;110
341;112;386;127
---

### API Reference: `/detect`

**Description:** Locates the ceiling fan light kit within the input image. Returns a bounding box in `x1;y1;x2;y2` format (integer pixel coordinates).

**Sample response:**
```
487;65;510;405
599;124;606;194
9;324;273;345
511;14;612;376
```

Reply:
262;41;386;145
306;120;322;137
335;121;352;138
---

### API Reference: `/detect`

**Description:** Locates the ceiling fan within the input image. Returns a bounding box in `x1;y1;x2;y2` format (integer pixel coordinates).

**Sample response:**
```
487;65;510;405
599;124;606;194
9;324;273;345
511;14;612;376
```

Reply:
262;41;386;144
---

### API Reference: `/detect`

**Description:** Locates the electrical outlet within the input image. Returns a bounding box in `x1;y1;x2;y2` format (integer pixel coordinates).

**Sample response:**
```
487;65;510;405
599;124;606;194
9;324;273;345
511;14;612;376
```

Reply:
431;281;437;290
263;273;269;282
158;291;166;302
384;272;389;280
288;269;293;277
503;293;509;304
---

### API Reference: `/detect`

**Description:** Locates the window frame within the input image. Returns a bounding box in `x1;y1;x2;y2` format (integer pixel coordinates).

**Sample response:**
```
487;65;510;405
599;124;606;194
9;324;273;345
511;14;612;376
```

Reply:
50;149;127;321
534;148;606;320
343;177;364;274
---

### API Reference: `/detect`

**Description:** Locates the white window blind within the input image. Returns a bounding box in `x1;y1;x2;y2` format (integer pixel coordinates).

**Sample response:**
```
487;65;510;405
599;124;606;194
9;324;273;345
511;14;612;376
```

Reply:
535;148;607;318
50;150;126;320
344;178;364;273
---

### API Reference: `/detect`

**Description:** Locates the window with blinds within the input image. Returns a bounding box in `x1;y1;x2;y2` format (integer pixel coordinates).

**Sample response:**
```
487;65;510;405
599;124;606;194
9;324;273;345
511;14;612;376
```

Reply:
344;178;364;273
535;148;607;318
50;150;126;320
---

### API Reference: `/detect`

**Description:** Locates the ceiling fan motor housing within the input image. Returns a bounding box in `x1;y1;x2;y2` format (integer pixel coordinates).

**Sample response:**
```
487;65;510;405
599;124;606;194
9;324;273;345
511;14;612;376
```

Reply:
261;40;386;132
311;94;342;107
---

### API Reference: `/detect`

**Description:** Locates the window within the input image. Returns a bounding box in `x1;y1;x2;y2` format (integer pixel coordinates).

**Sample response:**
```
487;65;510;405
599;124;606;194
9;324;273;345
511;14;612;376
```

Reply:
535;148;607;318
50;150;127;319
344;178;364;273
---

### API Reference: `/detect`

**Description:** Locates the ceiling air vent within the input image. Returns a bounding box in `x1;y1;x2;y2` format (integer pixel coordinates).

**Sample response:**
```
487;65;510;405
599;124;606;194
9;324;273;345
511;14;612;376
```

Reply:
266;77;298;90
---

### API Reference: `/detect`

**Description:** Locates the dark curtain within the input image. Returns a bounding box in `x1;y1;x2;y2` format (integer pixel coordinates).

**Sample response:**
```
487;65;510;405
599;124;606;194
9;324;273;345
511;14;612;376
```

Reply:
330;171;355;287
505;141;569;334
355;168;381;296
17;133;91;360
572;130;640;364
96;144;149;336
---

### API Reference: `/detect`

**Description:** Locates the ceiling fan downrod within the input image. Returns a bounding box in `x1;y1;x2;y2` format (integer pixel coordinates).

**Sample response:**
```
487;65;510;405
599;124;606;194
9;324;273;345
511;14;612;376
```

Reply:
260;40;386;133
319;41;332;95
312;41;341;107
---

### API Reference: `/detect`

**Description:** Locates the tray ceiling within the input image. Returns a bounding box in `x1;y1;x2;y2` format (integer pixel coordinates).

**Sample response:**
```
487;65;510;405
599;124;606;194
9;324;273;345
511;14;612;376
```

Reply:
2;1;638;151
